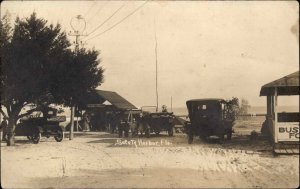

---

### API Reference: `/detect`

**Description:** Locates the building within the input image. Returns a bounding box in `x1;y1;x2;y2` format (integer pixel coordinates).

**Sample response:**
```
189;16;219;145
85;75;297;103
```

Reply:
81;90;137;131
260;71;299;153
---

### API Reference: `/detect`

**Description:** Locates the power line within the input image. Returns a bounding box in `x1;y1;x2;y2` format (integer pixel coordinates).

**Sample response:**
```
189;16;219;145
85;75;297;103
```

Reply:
85;1;108;24
87;2;126;36
85;1;148;42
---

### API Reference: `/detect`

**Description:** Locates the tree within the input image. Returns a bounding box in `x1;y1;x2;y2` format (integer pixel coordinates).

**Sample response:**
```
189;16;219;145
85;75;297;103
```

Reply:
239;98;251;116
224;97;240;122
0;13;104;146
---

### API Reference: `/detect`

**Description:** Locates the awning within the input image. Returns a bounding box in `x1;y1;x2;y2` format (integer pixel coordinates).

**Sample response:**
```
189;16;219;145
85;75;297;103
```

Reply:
95;90;137;110
260;71;299;96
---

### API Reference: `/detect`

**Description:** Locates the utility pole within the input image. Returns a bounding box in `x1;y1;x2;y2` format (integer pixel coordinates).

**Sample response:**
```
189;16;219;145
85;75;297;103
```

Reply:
68;15;87;140
154;20;158;112
171;96;173;112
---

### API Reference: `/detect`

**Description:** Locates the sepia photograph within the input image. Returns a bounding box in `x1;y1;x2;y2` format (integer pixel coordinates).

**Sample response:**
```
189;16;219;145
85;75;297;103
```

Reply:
0;0;299;188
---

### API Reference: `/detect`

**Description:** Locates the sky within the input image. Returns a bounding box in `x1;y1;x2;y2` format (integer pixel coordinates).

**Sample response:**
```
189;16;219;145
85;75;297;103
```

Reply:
1;0;299;108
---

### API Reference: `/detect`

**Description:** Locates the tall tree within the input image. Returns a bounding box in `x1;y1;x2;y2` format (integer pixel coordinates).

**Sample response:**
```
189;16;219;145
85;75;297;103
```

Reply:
0;13;104;146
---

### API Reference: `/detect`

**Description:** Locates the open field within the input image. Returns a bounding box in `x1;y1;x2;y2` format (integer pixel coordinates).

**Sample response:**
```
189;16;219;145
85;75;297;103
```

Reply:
1;118;299;188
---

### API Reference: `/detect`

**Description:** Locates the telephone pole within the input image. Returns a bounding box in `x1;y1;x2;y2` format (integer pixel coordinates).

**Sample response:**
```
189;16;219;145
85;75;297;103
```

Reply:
154;20;158;112
171;96;173;112
68;15;87;140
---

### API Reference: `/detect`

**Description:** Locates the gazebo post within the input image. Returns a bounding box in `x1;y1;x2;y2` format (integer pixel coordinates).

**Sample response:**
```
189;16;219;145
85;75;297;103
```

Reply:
266;95;272;138
274;87;278;143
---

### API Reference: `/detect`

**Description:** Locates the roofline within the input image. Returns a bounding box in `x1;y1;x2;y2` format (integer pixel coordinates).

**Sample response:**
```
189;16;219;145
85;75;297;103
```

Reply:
186;98;225;103
261;71;299;88
94;89;137;110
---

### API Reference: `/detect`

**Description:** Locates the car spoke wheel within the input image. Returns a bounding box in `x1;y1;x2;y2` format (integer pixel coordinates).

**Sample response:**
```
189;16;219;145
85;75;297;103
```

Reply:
31;131;41;144
54;127;64;142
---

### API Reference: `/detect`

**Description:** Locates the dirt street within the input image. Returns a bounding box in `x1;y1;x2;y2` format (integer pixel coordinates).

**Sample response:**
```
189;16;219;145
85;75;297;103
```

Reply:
1;129;299;188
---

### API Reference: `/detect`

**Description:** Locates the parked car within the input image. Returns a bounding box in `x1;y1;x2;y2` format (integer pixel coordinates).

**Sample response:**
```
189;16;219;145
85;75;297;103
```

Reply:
127;109;142;137
15;106;66;144
185;99;235;143
136;106;175;138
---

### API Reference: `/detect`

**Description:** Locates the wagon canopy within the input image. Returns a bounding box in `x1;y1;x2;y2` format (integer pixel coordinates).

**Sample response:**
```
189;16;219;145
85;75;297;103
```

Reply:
260;71;299;96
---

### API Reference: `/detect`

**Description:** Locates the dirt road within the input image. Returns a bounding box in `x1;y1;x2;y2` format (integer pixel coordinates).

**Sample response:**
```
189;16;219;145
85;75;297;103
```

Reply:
1;131;299;188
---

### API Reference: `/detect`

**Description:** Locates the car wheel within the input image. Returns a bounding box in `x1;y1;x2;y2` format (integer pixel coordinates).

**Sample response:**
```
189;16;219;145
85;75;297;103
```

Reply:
31;130;41;144
187;126;194;144
54;127;64;142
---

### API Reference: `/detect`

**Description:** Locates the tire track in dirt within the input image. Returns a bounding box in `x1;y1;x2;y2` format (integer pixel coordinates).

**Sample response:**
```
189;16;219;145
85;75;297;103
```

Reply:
84;143;125;169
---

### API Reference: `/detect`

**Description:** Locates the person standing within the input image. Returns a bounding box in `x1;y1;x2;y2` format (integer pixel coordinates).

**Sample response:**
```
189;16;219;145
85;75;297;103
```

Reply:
82;113;90;131
0;117;8;141
162;105;168;112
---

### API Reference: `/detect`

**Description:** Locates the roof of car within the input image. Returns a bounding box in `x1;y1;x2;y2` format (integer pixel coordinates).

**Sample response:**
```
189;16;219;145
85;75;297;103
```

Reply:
186;98;225;103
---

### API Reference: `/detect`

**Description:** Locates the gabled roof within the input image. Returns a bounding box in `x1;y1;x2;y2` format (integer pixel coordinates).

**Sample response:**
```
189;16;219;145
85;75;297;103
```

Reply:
95;90;137;110
260;71;299;96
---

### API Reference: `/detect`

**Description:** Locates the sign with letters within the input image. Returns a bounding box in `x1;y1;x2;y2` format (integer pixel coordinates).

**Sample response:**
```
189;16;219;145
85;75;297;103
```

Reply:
277;122;299;142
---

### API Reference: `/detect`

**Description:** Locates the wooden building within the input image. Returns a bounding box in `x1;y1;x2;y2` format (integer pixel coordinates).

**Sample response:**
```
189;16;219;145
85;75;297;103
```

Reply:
260;71;299;153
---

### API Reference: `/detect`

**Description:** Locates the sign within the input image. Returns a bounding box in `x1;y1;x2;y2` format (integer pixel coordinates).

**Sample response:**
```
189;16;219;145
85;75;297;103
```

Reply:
277;122;299;142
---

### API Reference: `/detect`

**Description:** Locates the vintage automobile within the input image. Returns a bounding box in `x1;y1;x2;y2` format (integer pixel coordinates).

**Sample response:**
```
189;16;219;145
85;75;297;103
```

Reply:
136;106;175;138
15;107;66;144
126;109;142;137
185;99;235;143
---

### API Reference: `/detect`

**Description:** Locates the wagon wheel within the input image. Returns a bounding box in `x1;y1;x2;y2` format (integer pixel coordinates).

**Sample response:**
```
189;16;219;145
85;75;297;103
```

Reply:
27;135;32;141
31;130;41;144
54;127;64;142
